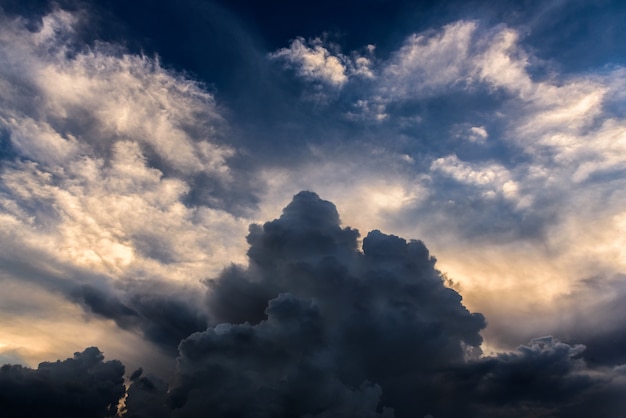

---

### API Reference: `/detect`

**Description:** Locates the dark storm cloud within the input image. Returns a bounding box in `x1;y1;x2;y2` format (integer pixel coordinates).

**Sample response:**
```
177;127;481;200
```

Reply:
448;337;626;418
463;338;593;416
0;347;125;418
159;192;625;417
171;293;394;418
72;281;208;355
123;368;171;418
178;191;488;417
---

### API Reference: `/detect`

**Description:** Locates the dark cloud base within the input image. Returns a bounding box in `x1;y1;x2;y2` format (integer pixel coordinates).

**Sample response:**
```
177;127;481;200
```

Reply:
2;192;625;418
0;347;124;418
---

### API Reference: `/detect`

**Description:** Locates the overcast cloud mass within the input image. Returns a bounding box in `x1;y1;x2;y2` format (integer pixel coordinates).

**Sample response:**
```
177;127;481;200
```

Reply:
1;0;626;416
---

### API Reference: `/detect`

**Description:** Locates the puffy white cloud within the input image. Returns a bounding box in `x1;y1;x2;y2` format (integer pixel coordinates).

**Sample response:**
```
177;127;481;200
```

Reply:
468;126;488;143
270;37;349;87
269;37;375;88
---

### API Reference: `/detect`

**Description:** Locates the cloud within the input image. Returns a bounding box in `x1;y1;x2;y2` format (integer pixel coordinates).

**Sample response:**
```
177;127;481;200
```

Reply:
172;293;395;418
123;368;171;418
380;21;478;98
269;37;374;89
0;8;255;365
258;19;622;356
467;126;488;144
71;279;209;355
2;4;626;416
270;37;349;87
179;191;486;417
140;192;623;417
2;192;626;417
0;347;125;418
0;8;247;274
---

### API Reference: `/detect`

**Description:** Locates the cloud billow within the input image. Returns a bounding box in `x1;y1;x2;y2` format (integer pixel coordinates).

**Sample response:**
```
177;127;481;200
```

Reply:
0;347;125;418
165;192;625;417
175;191;486;417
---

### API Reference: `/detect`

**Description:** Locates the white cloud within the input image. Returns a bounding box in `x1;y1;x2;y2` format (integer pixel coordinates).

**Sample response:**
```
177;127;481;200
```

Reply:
380;21;478;98
257;147;429;238
473;27;533;96
0;9;250;276
431;155;523;199
0;10;252;366
0;11;233;177
468;126;488;143
270;37;349;87
269;37;375;88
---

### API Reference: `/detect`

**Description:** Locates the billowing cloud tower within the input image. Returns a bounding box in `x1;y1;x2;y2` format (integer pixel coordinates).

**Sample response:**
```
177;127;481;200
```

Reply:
170;191;486;417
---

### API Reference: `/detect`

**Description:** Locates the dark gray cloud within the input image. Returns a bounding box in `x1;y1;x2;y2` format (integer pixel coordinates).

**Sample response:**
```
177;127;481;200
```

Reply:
175;191;486;417
0;347;125;418
447;336;626;418
171;293;394;418
166;192;625;417
123;368;171;418
72;281;208;356
463;338;593;416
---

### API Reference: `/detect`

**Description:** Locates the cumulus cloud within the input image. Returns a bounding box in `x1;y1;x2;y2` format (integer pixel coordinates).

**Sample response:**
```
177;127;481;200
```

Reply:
456;337;599;417
0;347;125;418
269;37;374;88
165;191;484;417
142;192;624;417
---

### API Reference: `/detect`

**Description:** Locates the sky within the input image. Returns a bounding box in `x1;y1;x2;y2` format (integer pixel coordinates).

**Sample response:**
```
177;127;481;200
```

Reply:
1;0;626;416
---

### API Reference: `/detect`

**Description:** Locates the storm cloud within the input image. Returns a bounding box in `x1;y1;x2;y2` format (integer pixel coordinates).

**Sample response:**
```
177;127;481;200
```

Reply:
0;347;124;418
160;192;620;417
72;281;209;355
